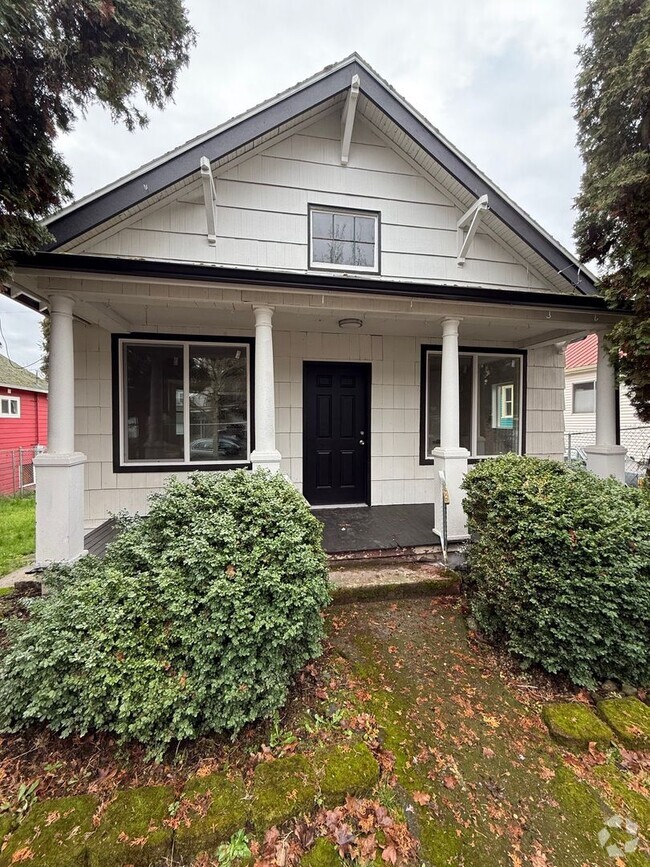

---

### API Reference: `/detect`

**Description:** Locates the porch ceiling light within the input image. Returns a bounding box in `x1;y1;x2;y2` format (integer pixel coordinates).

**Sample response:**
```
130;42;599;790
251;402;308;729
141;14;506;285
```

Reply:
338;317;363;330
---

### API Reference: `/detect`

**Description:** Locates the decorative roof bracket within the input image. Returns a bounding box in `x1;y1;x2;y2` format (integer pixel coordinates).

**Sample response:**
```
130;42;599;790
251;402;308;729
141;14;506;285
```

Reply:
341;74;360;165
456;194;489;265
200;156;217;246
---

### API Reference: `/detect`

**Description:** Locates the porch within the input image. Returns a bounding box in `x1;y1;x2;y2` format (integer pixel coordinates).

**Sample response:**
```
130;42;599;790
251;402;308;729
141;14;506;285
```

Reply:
21;275;627;566
84;502;439;559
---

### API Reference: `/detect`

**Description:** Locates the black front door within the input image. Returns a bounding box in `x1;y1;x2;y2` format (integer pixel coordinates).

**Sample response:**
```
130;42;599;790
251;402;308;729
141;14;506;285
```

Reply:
303;362;370;506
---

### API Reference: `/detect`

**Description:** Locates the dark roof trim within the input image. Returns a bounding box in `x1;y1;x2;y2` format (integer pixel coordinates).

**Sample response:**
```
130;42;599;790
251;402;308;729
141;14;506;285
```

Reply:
14;252;610;312
46;66;355;250
45;57;597;297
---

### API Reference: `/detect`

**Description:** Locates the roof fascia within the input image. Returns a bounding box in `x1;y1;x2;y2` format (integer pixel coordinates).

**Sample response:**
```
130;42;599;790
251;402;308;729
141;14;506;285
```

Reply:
13;252;610;313
45;63;358;250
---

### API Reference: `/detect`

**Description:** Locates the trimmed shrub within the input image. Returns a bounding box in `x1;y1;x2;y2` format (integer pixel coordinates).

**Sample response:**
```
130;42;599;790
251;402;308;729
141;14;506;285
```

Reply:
0;470;330;754
462;455;650;688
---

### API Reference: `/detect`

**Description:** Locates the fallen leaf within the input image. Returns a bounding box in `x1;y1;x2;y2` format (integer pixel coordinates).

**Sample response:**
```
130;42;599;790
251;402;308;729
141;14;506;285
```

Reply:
381;844;398;864
482;747;495;759
412;791;431;806
442;775;457;790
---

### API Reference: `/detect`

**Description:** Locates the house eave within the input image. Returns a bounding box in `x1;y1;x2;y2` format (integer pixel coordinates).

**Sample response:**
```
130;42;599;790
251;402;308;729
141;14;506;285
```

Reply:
12;251;611;314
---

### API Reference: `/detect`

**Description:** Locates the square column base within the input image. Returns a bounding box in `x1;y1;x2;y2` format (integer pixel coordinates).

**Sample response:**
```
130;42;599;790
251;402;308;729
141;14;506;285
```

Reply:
584;445;626;483
432;447;470;542
33;452;87;565
250;449;282;474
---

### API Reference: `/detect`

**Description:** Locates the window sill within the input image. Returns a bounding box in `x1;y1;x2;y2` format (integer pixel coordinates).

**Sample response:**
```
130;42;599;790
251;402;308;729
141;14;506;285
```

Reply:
113;461;252;474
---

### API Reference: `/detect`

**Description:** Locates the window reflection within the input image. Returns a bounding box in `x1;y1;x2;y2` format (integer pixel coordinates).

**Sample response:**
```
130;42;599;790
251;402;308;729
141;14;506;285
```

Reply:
189;345;248;462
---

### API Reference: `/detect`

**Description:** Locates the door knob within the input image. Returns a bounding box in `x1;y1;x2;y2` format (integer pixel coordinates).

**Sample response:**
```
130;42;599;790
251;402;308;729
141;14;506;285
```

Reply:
359;439;365;445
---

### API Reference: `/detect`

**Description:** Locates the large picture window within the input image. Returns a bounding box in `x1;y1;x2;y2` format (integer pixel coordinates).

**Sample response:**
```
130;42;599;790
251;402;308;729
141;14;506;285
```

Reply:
116;337;251;469
309;206;379;272
422;347;524;460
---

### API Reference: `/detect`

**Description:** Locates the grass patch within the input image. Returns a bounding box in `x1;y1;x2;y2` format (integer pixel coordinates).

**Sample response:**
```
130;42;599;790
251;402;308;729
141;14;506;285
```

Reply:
0;495;35;576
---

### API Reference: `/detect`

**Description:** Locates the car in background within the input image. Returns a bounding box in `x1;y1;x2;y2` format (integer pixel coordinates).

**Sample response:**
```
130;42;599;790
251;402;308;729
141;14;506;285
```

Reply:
190;434;245;460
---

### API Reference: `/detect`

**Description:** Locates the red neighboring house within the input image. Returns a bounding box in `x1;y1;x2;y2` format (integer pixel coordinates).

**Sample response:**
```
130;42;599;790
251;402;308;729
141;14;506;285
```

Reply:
0;353;48;495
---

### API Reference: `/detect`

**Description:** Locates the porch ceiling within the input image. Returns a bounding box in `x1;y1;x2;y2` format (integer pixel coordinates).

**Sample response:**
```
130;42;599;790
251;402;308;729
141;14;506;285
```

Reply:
51;276;612;348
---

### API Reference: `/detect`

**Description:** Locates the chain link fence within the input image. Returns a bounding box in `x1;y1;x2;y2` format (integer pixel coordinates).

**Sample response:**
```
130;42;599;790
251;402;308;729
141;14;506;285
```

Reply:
564;426;650;484
0;446;43;497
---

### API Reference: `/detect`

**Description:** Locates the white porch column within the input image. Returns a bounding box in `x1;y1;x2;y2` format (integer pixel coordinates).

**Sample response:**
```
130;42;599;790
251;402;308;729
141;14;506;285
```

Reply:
33;295;87;564
432;318;470;541
584;332;626;482
250;305;282;473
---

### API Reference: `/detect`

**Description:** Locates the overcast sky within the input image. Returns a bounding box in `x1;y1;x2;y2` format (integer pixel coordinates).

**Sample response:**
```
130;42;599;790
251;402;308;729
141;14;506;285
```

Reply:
1;0;589;367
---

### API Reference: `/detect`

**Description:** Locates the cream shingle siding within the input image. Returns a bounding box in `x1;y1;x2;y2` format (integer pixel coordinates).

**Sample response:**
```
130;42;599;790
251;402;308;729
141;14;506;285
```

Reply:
76;321;566;526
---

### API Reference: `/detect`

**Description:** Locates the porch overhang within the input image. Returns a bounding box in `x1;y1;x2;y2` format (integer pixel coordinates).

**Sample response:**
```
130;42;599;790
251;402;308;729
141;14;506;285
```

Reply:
9;251;612;314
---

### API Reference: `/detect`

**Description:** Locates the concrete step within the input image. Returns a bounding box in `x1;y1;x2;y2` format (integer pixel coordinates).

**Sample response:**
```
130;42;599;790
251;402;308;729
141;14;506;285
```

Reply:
329;559;461;604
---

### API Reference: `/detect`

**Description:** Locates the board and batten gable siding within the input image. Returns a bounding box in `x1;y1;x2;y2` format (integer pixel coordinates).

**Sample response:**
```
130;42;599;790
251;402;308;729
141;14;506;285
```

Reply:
75;112;553;293
75;320;564;527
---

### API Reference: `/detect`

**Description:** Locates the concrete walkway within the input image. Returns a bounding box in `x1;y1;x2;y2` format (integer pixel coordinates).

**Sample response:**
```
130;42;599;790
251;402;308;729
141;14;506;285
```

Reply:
0;562;36;589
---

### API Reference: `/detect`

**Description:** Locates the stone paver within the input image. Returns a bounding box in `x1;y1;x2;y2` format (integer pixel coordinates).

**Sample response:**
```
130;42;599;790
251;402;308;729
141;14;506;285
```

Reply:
597;697;650;750
251;755;317;832
174;772;247;863
542;702;613;749
0;794;97;867
86;785;173;867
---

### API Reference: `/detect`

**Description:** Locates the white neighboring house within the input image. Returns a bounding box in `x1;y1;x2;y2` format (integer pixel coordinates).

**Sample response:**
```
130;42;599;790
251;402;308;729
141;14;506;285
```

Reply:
3;55;629;564
564;333;650;469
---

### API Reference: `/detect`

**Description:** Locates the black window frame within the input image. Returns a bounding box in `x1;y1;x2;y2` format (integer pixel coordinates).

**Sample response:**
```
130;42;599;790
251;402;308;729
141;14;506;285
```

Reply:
419;344;527;465
308;204;381;274
111;332;255;473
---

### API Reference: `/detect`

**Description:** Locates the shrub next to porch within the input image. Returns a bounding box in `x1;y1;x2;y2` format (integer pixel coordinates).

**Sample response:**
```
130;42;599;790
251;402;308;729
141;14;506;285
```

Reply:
0;470;330;754
462;455;650;688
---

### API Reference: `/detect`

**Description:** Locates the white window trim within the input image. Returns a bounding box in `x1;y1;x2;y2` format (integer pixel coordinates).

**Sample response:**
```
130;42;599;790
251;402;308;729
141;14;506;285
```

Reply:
309;206;379;273
0;396;21;418
424;349;524;459
118;337;251;468
572;380;596;414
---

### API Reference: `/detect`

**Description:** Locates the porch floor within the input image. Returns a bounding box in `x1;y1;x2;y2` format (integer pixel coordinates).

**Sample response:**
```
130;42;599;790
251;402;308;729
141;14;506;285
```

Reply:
84;503;437;558
315;503;435;554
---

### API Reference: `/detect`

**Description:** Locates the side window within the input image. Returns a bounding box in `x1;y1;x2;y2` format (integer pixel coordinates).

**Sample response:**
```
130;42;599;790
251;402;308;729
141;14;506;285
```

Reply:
572;381;595;413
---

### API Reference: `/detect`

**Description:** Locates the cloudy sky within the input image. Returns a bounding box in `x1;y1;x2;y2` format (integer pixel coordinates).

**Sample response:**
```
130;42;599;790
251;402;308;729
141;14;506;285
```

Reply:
1;0;590;367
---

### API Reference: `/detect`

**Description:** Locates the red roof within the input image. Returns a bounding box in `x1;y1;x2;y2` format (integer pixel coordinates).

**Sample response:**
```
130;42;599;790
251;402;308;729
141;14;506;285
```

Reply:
565;333;598;370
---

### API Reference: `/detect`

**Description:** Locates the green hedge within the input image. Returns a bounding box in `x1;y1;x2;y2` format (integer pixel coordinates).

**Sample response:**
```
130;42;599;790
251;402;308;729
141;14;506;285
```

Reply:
0;470;330;755
462;455;650;688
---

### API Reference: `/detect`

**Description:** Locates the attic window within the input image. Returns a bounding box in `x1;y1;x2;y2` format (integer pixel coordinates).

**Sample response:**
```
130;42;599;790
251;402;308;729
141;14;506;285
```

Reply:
309;207;379;273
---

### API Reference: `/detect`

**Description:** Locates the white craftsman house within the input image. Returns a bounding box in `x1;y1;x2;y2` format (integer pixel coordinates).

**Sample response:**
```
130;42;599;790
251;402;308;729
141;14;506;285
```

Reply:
5;55;627;564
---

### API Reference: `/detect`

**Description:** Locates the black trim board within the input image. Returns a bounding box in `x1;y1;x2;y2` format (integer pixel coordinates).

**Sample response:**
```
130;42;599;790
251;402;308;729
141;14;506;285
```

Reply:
110;332;255;474
43;55;596;295
15;252;611;313
419;344;527;465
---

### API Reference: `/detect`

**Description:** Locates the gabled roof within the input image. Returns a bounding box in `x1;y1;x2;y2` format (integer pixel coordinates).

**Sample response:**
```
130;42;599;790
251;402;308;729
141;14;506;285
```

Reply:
43;53;598;296
0;353;48;392
565;333;598;370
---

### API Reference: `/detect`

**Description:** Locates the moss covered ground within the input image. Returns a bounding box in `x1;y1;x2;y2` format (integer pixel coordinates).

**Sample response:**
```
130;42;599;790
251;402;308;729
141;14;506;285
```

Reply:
0;598;648;866
328;599;650;866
